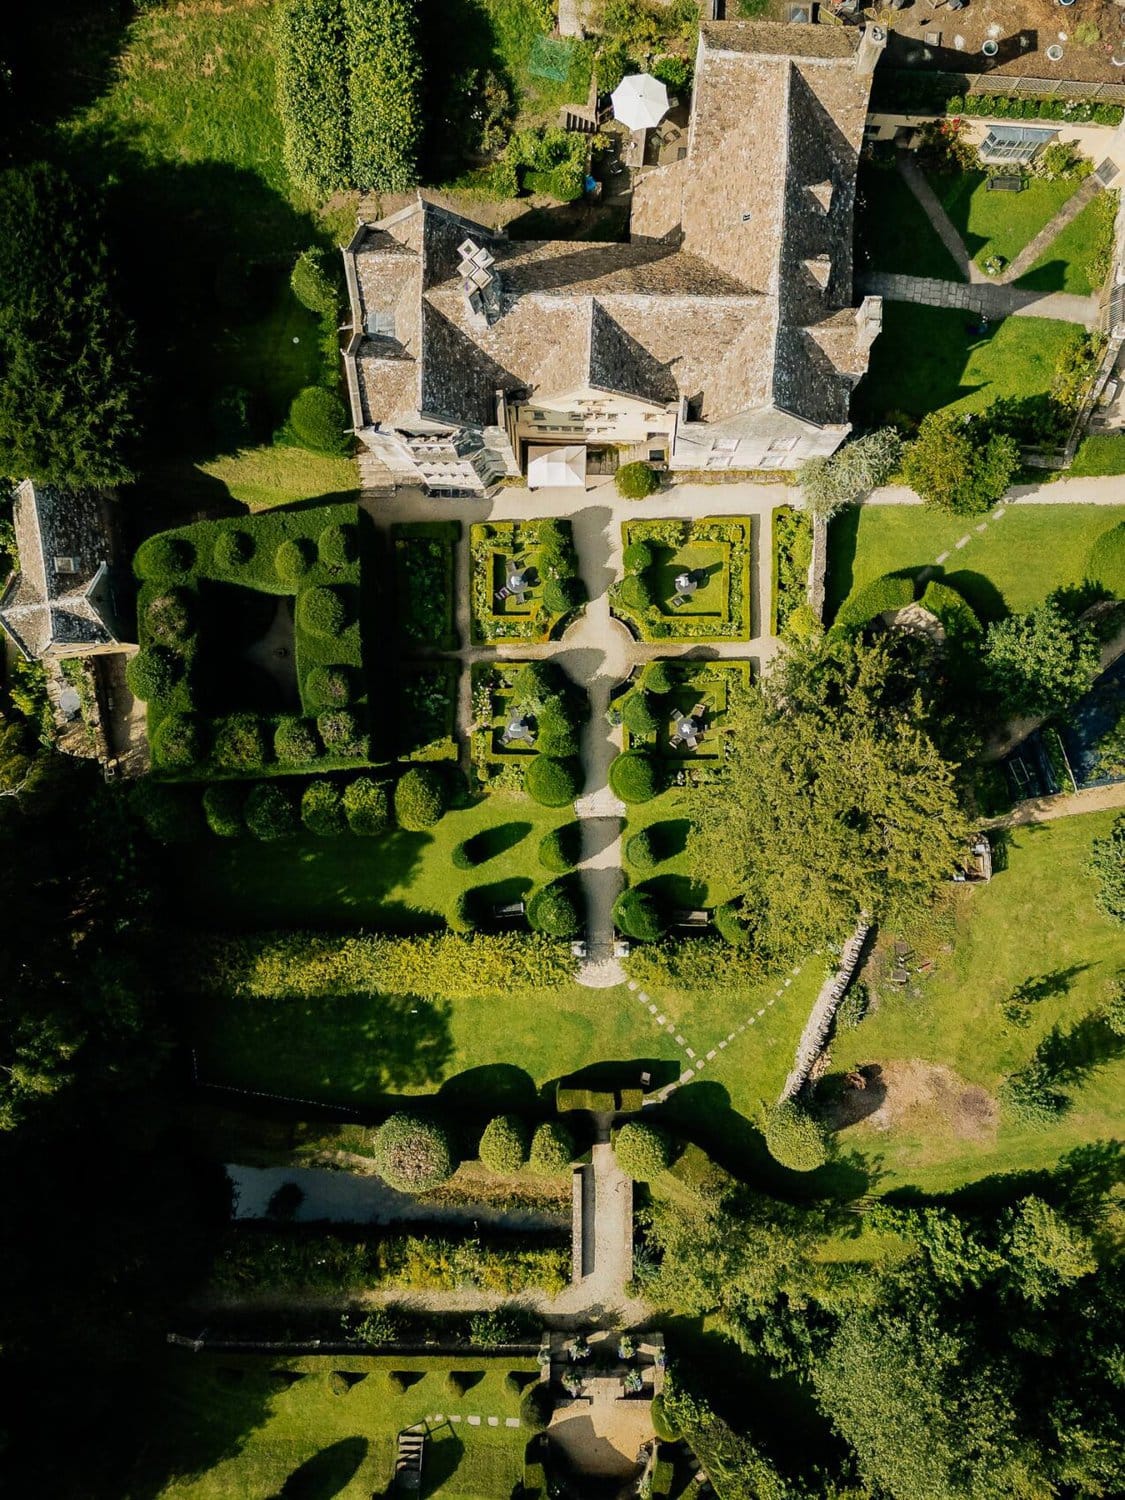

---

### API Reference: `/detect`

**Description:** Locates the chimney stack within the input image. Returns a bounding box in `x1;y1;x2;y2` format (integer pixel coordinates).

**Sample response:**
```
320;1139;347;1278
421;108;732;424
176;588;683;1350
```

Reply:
855;24;887;77
855;295;883;356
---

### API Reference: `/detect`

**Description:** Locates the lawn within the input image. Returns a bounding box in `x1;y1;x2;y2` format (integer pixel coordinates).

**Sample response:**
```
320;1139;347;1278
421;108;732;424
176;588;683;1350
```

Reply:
830;811;1125;1195
1070;434;1125;476
616;518;753;641
199;446;359;512
855;161;964;282
826;502;1125;622
852;303;1077;427
621;661;751;761
927;168;1080;273
1015;190;1118;296
144;1354;534;1499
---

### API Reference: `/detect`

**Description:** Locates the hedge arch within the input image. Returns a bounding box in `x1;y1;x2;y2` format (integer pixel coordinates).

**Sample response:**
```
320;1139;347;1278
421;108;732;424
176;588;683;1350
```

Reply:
834;573;917;630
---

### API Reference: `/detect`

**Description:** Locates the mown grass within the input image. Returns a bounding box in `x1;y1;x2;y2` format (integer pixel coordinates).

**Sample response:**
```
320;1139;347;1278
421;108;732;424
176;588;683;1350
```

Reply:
853;304;1075;427
199;445;359;511
832;811;1125;1195
856;162;965;282
1015;190;1118;296
826;502;1125;621
146;1356;530;1499
927;169;1080;272
1070;434;1125;477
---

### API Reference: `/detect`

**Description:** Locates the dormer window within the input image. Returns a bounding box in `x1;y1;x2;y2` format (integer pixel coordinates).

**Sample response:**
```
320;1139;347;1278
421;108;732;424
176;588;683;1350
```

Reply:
366;310;396;339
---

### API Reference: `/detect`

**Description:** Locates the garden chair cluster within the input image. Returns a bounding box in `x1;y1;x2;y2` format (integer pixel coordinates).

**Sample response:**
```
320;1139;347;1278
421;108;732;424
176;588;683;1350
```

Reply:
495;561;531;606
670;702;707;750
668;570;700;609
500;713;535;747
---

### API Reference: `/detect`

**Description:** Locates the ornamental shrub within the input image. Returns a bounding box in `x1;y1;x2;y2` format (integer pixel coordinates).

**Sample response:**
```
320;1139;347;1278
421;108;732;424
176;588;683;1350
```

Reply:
542;575;586;614
614;1121;672;1180
538;821;582;872
373;1112;454;1191
834;573;916;630
608;750;663;804
274;715;320;764
343;775;390;834
302;778;345;836
291;247;342;317
620;689;661;736
527;879;582;938
650;1394;680;1442
1087;521;1125;598
613;887;666;942
394;766;446;828
213;714;268;770
643;660;676;695
154;712;204;768
276;537;315;583
135;534;194;581
521;1382;554;1432
306;665;353;709
764;1100;830;1172
289;386;350;455
298;584;348;637
919;580;981;639
132;782;201;844
245;783;297;841
127;645;182;702
623;540;654;572
345;0;423;192
536;697;581;757
146;588;195;645
616;461;658;499
213;528;254;569
273;0;350;195
1090;814;1125;924
529;1121;575;1174
515;661;562;705
525;754;581;807
448;888;478;933
617;572;656;613
203;782;244;838
451;839;477;871
714;900;754;948
317;709;366;757
478;1114;529;1173
319;521;357;568
625;827;659;871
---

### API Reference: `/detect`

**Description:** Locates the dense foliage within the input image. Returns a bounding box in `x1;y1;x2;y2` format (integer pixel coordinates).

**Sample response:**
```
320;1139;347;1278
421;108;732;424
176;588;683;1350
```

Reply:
478;1114;529;1174
273;0;351;193
372;1113;454;1191
798;427;901;520
616;460;660;498
1090;814;1125;923
614;1121;672;1180
345;0;422;191
693;637;970;959
0;163;137;487
763;1099;830;1172
902;410;1019;514
983;598;1101;718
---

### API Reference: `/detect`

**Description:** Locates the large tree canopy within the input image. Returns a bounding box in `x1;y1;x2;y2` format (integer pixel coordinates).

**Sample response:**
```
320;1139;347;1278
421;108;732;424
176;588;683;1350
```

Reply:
693;637;970;958
0;161;137;487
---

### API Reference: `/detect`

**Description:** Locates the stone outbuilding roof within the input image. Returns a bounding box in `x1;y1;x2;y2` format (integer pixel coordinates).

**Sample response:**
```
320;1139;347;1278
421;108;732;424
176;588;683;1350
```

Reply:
0;480;125;660
345;20;881;436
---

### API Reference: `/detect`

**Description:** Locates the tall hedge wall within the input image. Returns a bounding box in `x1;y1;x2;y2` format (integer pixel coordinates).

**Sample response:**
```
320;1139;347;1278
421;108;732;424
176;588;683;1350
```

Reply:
274;0;351;194
345;0;422;191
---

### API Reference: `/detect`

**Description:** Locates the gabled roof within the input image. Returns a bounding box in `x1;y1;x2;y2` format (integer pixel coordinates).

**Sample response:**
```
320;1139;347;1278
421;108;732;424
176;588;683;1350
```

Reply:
0;481;122;660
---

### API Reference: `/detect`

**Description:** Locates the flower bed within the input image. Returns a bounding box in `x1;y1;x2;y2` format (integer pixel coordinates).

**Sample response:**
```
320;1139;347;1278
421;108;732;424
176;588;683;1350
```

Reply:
469;518;585;643
391;519;460;651
611;517;752;641
772;506;812;636
396;661;459;763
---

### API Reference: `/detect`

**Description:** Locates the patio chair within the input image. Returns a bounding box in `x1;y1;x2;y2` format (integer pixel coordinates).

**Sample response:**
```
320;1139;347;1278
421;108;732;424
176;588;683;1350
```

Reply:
494;586;510;603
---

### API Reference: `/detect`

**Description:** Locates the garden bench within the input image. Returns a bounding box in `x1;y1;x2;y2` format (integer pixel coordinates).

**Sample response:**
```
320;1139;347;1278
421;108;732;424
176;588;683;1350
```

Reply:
987;176;1026;193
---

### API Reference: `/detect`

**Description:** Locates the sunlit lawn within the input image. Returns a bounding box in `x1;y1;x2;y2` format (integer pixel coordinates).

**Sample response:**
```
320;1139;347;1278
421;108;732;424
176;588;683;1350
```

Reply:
826;503;1125;622
1015;190;1118;296
927;168;1079;271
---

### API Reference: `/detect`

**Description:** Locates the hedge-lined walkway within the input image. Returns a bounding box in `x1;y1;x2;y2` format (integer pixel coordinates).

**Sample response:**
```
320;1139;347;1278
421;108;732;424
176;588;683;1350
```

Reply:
359;479;779;976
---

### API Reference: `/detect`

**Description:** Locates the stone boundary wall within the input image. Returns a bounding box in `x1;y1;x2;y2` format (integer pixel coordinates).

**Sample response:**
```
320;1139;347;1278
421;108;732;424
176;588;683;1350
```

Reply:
780;919;871;1100
807;513;828;624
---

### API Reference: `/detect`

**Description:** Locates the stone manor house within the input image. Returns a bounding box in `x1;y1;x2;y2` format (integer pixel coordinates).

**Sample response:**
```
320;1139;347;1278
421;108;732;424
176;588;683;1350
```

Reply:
343;20;886;494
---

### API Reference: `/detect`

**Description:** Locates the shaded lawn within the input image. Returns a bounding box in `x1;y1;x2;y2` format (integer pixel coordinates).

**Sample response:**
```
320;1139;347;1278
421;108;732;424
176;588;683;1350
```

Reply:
1015;190;1118;296
649;542;728;618
832;811;1125;1195
927;168;1079;270
179;791;571;932
856;161;965;282
853;303;1074;426
147;1358;529;1499
825;502;1125;621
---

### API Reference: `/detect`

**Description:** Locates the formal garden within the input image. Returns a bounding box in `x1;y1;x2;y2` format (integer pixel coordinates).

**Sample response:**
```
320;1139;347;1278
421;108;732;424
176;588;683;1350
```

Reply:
470;660;588;797
611;518;752;641
470;519;587;644
393;520;459;651
614;660;751;765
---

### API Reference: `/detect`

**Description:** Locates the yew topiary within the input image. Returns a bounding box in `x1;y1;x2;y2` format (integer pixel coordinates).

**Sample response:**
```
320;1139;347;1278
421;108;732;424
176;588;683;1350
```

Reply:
538;822;582;872
319;521;358;569
527;879;582;938
616;461;659;499
135;533;194;581
608;751;663;804
478;1113;530;1173
301;777;345;836
764;1100;830;1172
306;665;352;710
529;1120;576;1174
274;715;320;764
394;766;446;829
344;776;390;834
614;1121;672;1180
145;588;195;645
297;584;347;637
373;1112;454;1191
620;689;661;737
613;886;666;942
203;782;244;838
127;646;181;702
525;754;581;807
213;528;254;569
154;711;204;768
244;783;297;841
276;537;316;583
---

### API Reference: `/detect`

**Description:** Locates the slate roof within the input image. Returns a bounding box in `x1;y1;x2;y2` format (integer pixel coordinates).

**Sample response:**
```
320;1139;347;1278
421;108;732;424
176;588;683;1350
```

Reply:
346;21;879;436
0;480;122;660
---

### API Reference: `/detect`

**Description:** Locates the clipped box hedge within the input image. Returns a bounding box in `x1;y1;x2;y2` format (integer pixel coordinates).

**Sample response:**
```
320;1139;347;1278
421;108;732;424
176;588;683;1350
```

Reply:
133;504;374;781
613;517;752;642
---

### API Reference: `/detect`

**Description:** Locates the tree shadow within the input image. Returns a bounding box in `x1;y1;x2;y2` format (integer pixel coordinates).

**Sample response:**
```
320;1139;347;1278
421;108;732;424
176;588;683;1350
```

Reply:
420;1430;465;1497
438;1063;539;1112
889;1138;1125;1216
639;873;710;910
1033;1009;1125;1091
549;1058;680;1094
5;0;135;134
464;820;533;863
275;1437;369;1499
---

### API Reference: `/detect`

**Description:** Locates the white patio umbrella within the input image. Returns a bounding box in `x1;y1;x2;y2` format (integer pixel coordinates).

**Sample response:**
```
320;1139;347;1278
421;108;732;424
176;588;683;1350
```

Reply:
527;445;586;489
610;73;669;132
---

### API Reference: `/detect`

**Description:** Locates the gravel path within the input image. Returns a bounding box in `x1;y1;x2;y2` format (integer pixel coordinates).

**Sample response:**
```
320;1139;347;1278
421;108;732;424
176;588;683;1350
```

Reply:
985;779;1125;828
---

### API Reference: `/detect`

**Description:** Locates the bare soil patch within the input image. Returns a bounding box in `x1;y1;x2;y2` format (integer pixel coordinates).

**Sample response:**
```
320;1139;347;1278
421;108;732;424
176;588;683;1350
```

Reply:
825;1059;998;1143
